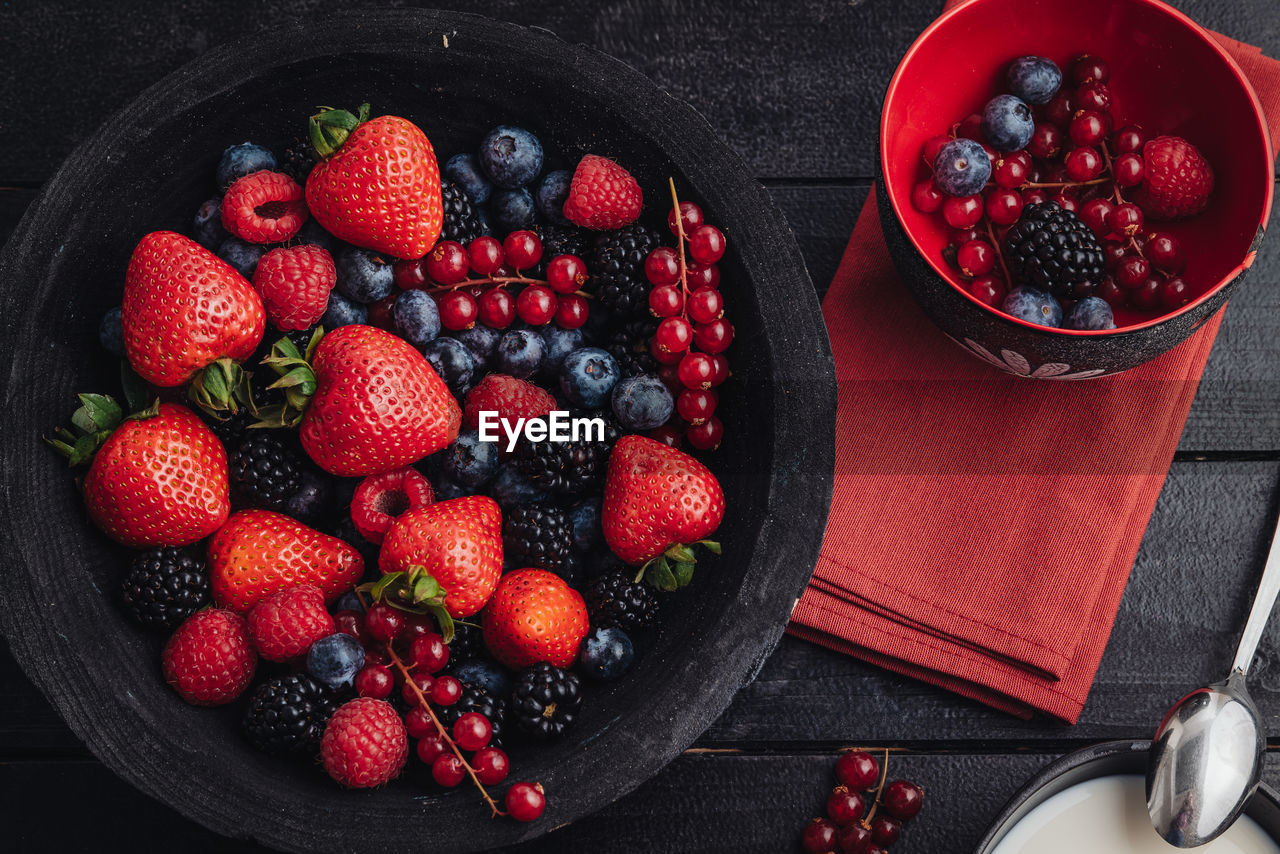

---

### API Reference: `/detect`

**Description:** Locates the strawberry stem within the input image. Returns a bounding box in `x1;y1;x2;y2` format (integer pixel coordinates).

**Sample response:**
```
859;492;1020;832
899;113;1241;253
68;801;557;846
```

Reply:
309;103;370;160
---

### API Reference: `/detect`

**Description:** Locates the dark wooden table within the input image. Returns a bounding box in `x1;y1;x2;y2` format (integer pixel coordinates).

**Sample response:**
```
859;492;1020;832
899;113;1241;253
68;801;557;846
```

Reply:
4;1;1280;850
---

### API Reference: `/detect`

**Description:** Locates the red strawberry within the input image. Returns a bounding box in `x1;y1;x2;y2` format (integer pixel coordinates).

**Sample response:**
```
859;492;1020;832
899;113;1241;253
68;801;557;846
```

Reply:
123;231;265;387
305;106;443;259
379;495;503;618
208;509;364;612
562;154;643;230
321;697;408;788
67;401;230;548
221;170;308;243
1132;135;1214;220
462;374;556;431
602;435;724;587
482;568;588;669
252;244;336;331
350;466;434;545
162;609;257;706
246;584;335;662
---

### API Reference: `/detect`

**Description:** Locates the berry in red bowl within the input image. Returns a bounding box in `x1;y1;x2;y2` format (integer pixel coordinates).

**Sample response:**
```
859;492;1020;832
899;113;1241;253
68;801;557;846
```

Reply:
878;0;1273;378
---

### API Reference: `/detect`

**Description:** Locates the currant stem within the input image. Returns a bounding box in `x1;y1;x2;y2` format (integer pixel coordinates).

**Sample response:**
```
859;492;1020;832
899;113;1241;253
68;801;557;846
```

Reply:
1099;141;1127;206
385;644;507;818
425;275;593;300
984;217;1011;286
667;178;691;322
1022;177;1110;189
860;747;893;828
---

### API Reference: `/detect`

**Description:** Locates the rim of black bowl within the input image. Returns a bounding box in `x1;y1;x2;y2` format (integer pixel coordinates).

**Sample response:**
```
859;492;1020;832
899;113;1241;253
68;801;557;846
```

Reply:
0;9;836;852
880;0;1275;338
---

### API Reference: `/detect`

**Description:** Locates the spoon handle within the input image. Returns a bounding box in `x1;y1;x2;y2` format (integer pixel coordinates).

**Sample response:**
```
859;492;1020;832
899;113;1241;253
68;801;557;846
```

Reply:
1232;506;1280;675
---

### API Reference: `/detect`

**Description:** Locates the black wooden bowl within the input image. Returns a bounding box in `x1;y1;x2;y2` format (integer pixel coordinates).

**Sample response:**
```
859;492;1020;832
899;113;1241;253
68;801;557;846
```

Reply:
975;740;1280;851
879;0;1274;379
0;10;835;852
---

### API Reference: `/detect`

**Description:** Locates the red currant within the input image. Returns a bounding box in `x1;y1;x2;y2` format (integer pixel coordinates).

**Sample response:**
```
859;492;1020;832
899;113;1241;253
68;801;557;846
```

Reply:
1023;189;1050;206
1107;203;1143;238
688;263;720;290
838;824;873;854
367;294;397;330
709;354;730;386
334;610;367;645
883;780;924;820
649;284;684;318
1131;275;1164;310
1044;91;1074;128
547;254;588;294
432;753;466;788
950;227;983;246
677;352;716;390
645;246;681;285
654;316;693;354
478;287;515;329
439;291;478;331
985;188;1024;226
405;706;435;740
1053;193;1078;212
922;134;951;164
393;258;429;290
688;287;723;324
416;734;448;764
668;201;704;236
1102;240;1128;270
468;236;505;275
1071;54;1110;86
363;646;390;667
826;787;865;826
473;747;510;785
431;674;462;706
686;416;724;450
1146;232;1186;274
1112;153;1144;188
506;782;547;822
1069;111;1107;147
401;674;435;707
835;751;879;791
911;179;944;213
967;275;1005;308
554;295;589;330
676;388;717;424
502;230;542;270
870;816;902;846
801;818;839;854
1096;276;1124;305
1025;122;1062;161
516;284;557;325
688;224;726;266
956;240;994;278
410;633;449;674
648;423;684;448
1111;124;1146;155
649;337;683;366
1161;276;1192;310
1079;198;1114;237
992;151;1031;189
941;195;982;229
1116;255;1151;288
425;240;469;285
354;664;393;699
365;603;404;643
452;712;492;751
1074;82;1111;113
400;614;436;644
1064;146;1103;181
957;113;983;140
693;318;733;354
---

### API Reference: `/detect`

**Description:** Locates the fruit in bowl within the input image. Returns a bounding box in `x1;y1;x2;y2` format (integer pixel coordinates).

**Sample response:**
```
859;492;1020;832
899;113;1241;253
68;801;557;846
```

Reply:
878;0;1273;378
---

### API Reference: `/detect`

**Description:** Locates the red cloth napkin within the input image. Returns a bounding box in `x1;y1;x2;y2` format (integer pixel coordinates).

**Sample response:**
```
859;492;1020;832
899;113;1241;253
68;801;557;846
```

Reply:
787;20;1280;722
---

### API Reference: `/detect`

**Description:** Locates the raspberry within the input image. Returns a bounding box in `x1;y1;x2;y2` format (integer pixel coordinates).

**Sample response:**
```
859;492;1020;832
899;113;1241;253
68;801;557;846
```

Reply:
1132;135;1214;220
320;697;409;788
562;155;642;230
252;244;336;331
221;170;308;244
162;609;257;706
462;374;556;430
246;584;335;662
350;466;435;545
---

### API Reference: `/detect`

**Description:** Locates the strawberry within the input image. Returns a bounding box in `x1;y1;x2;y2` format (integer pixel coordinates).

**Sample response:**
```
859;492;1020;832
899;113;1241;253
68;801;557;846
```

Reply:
252;244;336;331
562;154;643;230
246;584;335;662
462;374;556;431
305;105;443;259
122;231;265;388
1132;135;1214;220
379;495;503;618
162;609;257;706
208;509;364;612
602;435;724;589
221;170;308;244
47;397;229;548
321;697;408;788
482;568;589;669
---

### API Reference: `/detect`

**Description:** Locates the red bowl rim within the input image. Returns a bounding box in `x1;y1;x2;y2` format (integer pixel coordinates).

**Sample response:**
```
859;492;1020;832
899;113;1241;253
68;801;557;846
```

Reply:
880;0;1276;337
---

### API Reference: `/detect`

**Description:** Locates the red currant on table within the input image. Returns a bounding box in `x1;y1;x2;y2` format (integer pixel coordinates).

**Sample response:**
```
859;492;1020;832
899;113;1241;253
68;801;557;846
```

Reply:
1069;110;1107;147
405;705;435;740
367;293;397;330
410;633;449;674
911;179;944;214
425;240;469;284
941;194;982;229
1096;276;1124;305
472;746;509;785
334;610;367;645
956;240;994;278
1116;255;1151;288
992;150;1031;188
432;753;466;787
393;258;428;290
402;674;435;707
416;734;448;764
354;664;393;699
1078;198;1114;237
677;389;716;424
693;318;733;354
502;230;542;270
478;287;515;329
645;246;682;285
870;816;902;846
1044;91;1074;128
505;782;547;822
688;263;720;290
649;284;684;318
985;188;1024;227
1107;203;1144;238
801;818;839;854
687;224;726;265
1071;53;1110;86
1102;240;1128;270
882;780;924;820
516;284;557;325
431;674;462;706
686;415;723;451
1064;146;1103;181
468;235;505;275
1131;275;1164;310
547;254;588;293
1023;188;1050;206
950;226;983;246
677;352;716;390
967;276;1005;308
708;354;730;386
1146;232;1186;274
668;201;704;235
452;712;492;751
1161;276;1192;310
1112;152;1144;188
439;291;478;331
1052;192;1077;213
826;787;865;826
922;134;951;164
835;751;879;791
1074;81;1112;112
365;602;404;643
654;316;693;354
838;823;873;854
554;295;589;330
688;287;724;324
1026;122;1063;160
1112;124;1146;154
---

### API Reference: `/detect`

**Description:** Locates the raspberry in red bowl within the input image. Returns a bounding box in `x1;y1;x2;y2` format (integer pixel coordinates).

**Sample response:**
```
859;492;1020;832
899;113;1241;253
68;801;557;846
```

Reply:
878;0;1274;378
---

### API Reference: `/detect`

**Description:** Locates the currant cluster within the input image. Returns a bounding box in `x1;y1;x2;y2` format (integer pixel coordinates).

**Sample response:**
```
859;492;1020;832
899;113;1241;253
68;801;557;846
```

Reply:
390;230;590;331
799;751;924;854
642;187;734;451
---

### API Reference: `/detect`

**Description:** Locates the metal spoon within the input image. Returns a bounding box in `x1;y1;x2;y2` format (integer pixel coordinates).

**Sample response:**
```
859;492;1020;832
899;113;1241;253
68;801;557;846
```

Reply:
1146;509;1280;847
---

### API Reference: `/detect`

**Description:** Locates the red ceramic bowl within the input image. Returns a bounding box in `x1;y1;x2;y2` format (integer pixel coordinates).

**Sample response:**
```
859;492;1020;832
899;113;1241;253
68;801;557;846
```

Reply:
878;0;1273;378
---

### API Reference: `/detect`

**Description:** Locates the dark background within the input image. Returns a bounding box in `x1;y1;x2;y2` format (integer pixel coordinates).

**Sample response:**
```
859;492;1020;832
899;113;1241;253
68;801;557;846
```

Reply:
3;0;1280;851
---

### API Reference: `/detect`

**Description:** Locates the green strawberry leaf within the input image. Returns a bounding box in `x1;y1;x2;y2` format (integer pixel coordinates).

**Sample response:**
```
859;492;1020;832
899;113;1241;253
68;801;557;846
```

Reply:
428;604;455;644
672;561;695;588
71;394;122;434
119;361;151;415
188;358;252;420
664;544;696;564
695;539;722;555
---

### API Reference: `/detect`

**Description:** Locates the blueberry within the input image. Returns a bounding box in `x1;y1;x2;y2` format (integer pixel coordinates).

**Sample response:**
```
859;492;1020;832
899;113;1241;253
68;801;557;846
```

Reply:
611;375;674;431
294;219;335;252
454;324;502;367
982;94;1035;152
489;466;549;508
193;198;228;249
535;170;572;225
569;500;603;552
1006;56;1062;106
579;626;635;681
559;347;620;408
283;470;331;524
432;477;471;501
322;291;368;329
443;152;492;205
393;290;441;348
477;125;544;189
216;237;266;278
932;139;991;197
492;188;536;234
422;337;478;392
539;325;584;375
1065;296;1116;330
306;633;365;690
496;329;545;379
99;306;124;357
475;205;494;237
332;590;365;614
216;142;277;192
1003;288;1063;328
450;660;511;698
443;431;500;488
335;248;395;303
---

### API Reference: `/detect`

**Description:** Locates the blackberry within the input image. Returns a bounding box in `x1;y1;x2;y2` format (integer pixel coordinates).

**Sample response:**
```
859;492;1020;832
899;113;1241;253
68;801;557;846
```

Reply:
229;431;302;510
441;181;484;244
606;318;658;378
278;138;316;187
512;413;620;494
438;681;508;747
503;506;572;571
534;224;590;275
590;224;660;317
510;663;582;740
119;547;210;631
1003;202;1106;300
584;570;660;633
447;621;485;664
242;674;337;756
